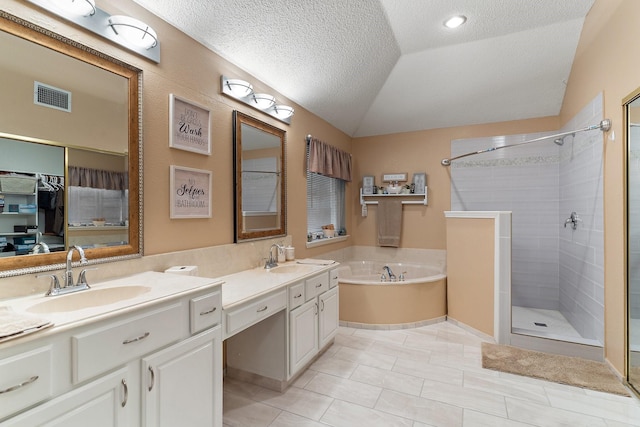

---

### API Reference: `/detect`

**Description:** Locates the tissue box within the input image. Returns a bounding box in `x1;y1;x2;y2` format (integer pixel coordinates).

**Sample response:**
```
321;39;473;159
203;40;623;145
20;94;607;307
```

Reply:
164;266;198;276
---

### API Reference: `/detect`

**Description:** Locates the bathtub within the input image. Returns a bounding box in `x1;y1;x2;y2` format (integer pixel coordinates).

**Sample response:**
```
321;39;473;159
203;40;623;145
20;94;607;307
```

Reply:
336;261;447;327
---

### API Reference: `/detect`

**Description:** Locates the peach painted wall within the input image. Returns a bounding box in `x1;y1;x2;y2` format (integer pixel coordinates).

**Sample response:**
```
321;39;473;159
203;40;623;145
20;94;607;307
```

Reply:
1;0;353;262
445;217;495;337
351;116;558;249
558;0;637;374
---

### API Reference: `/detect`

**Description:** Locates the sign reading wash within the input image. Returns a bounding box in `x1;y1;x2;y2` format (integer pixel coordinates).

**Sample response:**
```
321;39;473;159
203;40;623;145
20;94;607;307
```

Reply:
169;94;211;155
170;165;212;218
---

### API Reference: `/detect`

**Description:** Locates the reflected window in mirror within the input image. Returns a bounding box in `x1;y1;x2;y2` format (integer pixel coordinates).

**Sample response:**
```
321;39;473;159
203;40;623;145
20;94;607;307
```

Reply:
233;111;286;242
0;11;141;276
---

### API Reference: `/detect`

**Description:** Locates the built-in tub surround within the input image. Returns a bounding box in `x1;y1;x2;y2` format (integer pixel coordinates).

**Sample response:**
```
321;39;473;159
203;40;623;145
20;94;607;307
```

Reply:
317;247;447;328
337;261;446;327
0;236;292;301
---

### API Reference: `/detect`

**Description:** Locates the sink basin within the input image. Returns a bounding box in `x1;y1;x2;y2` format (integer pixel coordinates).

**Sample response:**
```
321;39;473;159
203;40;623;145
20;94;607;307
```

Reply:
27;285;152;313
267;265;314;275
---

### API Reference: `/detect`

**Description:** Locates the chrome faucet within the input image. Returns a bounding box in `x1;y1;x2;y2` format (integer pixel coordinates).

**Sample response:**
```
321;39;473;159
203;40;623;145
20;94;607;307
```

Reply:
65;245;88;288
40;245;91;297
31;242;50;254
383;265;396;281
264;244;283;269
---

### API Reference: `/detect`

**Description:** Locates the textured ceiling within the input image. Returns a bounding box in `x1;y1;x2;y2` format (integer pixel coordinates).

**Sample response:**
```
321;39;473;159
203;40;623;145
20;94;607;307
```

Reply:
132;0;595;137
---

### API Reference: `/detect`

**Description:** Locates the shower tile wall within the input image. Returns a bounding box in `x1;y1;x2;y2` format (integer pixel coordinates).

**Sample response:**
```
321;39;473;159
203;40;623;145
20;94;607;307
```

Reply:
450;94;604;343
558;95;604;343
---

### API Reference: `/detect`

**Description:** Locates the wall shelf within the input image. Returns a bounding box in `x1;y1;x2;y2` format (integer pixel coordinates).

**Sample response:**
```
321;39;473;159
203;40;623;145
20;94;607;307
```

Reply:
359;188;428;206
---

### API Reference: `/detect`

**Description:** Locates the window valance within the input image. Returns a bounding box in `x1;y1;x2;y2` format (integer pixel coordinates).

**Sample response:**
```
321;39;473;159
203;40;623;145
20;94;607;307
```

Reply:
307;137;352;182
68;166;128;191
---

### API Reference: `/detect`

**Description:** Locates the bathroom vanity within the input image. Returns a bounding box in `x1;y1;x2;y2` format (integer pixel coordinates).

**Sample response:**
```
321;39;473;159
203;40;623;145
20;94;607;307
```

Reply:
0;261;339;424
222;261;339;391
0;272;223;426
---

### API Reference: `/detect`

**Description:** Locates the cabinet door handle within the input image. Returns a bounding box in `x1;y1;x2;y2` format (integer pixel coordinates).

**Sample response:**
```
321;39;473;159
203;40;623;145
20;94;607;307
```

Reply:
315;283;322;288
294;293;302;299
0;375;38;394
257;305;268;313
200;307;217;315
148;366;155;392
314;302;318;315
320;299;325;311
121;379;128;407
122;331;150;344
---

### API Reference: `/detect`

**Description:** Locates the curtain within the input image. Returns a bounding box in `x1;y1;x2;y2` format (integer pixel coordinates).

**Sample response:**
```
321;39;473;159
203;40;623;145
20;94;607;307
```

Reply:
68;166;128;191
307;137;352;182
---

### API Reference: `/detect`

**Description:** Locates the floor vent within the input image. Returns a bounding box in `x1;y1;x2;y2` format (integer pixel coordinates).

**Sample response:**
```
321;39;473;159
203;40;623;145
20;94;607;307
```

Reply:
34;81;71;112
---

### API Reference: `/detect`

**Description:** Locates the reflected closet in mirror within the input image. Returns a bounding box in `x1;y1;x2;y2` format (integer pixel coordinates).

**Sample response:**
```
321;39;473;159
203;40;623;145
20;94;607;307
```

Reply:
0;11;141;276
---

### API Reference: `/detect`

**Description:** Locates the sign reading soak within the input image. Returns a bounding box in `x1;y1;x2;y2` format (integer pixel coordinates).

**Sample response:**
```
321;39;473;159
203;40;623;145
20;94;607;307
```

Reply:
170;165;212;218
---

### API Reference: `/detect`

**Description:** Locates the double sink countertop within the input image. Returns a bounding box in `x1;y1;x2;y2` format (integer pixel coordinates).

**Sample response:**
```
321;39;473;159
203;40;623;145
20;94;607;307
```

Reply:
0;260;337;348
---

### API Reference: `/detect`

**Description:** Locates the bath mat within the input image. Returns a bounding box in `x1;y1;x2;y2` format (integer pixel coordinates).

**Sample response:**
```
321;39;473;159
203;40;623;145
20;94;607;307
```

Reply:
481;342;630;396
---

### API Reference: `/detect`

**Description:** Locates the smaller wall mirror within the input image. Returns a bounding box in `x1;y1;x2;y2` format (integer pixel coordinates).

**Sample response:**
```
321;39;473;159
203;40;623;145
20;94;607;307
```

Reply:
233;111;286;242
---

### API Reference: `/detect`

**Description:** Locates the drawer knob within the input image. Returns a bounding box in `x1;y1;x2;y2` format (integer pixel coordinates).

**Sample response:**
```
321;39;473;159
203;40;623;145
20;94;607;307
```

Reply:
294;293;302;299
316;283;322;288
257;305;268;313
122;331;150;345
200;307;217;316
0;375;39;395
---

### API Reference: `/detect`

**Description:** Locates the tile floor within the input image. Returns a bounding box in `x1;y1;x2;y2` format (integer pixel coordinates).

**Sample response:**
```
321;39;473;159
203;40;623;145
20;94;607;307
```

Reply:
223;321;640;427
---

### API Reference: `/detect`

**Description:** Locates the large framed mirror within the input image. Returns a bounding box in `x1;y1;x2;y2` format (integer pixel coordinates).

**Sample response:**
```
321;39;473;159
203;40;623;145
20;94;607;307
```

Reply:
0;11;141;276
626;87;640;397
233;111;286;242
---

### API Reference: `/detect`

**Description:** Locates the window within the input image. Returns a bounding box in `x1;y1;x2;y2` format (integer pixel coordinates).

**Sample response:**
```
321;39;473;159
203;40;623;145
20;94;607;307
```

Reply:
67;187;128;225
306;157;345;237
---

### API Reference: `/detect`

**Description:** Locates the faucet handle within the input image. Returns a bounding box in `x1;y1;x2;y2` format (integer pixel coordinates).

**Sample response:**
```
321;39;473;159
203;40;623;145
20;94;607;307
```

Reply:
77;267;97;287
37;274;61;296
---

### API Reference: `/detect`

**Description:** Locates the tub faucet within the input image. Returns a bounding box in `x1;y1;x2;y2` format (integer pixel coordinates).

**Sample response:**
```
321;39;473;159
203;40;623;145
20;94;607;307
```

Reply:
383;265;396;281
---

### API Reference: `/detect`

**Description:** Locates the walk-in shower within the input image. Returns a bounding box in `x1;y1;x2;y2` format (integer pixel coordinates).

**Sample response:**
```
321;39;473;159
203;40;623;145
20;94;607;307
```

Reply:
448;95;609;352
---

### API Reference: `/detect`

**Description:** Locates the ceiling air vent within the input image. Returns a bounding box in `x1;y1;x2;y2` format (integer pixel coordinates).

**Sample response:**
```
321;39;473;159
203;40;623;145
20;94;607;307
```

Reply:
34;81;72;112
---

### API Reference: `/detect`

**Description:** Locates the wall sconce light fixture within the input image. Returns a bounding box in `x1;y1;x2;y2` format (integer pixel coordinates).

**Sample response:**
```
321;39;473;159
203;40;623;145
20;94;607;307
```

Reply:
221;76;294;124
108;15;158;49
53;0;96;17
27;0;160;63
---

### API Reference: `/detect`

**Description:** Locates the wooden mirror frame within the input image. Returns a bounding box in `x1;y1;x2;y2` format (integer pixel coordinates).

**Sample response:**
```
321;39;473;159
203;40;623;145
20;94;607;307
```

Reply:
0;12;142;276
233;111;286;242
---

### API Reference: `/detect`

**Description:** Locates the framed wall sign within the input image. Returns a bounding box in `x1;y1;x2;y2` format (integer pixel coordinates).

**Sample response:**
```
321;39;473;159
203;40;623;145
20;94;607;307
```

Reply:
362;175;375;195
169;94;211;155
170;165;212;218
413;173;426;194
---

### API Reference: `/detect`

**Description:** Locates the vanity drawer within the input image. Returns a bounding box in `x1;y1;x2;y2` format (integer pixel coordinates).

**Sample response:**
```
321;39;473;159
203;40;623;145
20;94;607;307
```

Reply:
329;269;339;289
288;282;305;310
305;273;329;300
72;302;184;383
190;291;222;334
0;345;53;420
225;289;286;337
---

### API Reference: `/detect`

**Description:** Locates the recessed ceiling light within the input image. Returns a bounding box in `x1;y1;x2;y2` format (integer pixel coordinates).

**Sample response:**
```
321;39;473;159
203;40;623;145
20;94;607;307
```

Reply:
444;15;467;29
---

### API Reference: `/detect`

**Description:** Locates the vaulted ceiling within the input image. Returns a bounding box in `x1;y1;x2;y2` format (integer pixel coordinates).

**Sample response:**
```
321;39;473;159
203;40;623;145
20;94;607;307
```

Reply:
132;0;595;137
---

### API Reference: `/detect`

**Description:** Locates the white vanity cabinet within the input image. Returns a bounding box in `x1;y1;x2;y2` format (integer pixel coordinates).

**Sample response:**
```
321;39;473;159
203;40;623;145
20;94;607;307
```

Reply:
289;269;339;377
0;281;223;427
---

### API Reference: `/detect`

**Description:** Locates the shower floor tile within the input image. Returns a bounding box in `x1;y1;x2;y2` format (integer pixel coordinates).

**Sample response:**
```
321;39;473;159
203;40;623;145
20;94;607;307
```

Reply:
512;306;582;339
